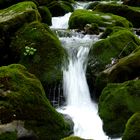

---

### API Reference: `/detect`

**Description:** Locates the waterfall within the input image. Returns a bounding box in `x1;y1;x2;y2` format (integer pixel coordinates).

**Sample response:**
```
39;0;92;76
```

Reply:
51;12;71;29
50;1;121;140
58;34;108;140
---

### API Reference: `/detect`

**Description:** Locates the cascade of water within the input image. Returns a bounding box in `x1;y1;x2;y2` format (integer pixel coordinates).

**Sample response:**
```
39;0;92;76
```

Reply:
51;12;71;29
58;34;109;140
50;1;91;29
51;1;121;140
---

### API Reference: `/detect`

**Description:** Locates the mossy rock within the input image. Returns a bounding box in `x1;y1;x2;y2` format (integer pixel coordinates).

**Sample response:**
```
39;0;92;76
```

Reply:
61;136;84;140
0;64;70;140
88;27;140;74
95;48;140;96
0;1;41;36
0;132;17;140
99;80;140;137
38;6;52;25
69;9;132;30
0;1;41;66
10;21;67;101
94;3;140;28
87;27;140;97
122;112;140;140
48;0;74;17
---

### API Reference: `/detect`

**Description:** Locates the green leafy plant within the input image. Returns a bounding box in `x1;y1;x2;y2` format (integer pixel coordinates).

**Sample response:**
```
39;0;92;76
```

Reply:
24;46;37;56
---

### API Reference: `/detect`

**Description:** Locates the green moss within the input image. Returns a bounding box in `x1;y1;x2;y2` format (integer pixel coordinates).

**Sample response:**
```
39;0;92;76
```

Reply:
0;64;70;139
48;0;74;16
0;1;41;66
95;48;140;96
94;3;140;27
0;132;17;140
122;112;140;140
62;136;83;140
99;80;140;137
10;21;66;84
69;9;132;30
0;1;41;34
38;6;52;25
88;27;140;77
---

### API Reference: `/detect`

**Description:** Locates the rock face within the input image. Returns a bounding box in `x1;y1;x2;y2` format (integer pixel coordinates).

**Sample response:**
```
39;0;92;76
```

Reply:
98;79;140;137
38;6;52;25
87;27;140;97
68;9;132;30
48;0;74;17
94;3;140;28
122;112;140;140
10;21;67;103
0;1;41;36
0;64;71;140
0;1;41;66
95;47;140;96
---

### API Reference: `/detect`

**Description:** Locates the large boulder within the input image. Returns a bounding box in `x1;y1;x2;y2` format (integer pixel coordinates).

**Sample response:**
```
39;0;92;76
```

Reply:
68;9;132;30
94;3;140;28
122;112;140;140
0;64;71;140
87;27;140;97
0;1;41;66
99;79;140;137
48;0;74;17
95;47;140;96
10;21;67;105
0;1;41;35
38;6;52;25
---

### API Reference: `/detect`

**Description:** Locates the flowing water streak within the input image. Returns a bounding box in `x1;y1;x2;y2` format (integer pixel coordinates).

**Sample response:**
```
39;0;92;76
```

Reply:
51;2;121;140
58;34;109;140
51;12;71;29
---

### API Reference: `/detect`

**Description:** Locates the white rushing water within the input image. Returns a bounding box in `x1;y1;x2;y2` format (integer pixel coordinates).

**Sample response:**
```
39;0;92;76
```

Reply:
51;2;121;140
58;34;108;140
51;12;71;29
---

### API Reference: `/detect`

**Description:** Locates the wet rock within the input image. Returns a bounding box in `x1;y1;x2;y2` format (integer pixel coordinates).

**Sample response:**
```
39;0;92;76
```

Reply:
94;3;140;28
10;21;67;103
87;27;140;97
0;1;41;66
69;9;132;30
95;48;140;96
0;64;71;140
122;112;140;140
99;79;140;137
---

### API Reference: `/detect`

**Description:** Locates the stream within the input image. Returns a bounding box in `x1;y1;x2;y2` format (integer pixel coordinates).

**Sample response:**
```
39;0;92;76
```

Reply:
51;2;121;140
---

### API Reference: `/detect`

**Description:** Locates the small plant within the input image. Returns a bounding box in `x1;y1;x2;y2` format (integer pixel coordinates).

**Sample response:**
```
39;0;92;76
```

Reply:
24;46;37;56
